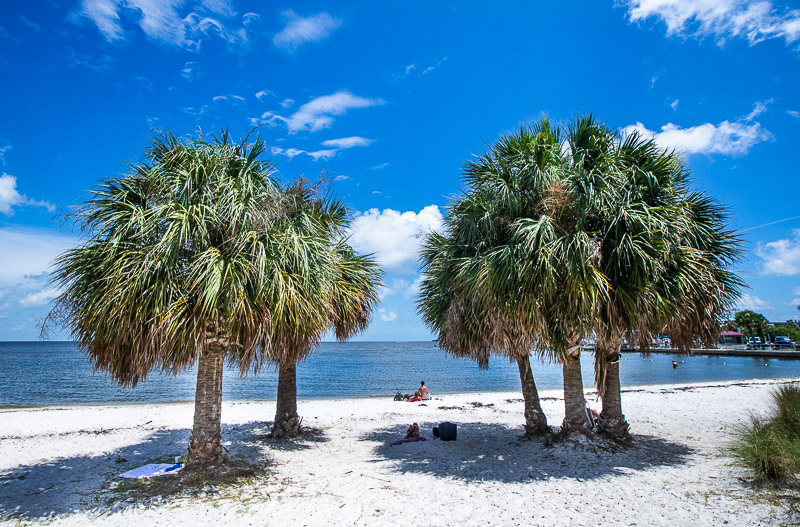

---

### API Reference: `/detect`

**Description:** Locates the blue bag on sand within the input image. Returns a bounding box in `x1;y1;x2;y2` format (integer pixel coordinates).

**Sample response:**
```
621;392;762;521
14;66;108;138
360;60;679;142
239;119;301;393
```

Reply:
439;421;457;441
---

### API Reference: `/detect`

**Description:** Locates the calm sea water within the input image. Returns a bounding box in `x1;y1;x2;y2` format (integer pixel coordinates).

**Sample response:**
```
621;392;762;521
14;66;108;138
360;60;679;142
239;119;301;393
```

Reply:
1;341;798;407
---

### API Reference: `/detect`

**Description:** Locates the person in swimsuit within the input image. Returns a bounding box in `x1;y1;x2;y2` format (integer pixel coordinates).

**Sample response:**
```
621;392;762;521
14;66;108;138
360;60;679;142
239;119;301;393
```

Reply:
416;381;429;400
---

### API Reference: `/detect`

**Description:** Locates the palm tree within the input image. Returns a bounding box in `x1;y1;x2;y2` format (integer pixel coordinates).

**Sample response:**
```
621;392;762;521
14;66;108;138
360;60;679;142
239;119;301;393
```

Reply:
418;119;609;436
256;182;382;438
590;130;743;442
48;131;291;466
734;310;769;340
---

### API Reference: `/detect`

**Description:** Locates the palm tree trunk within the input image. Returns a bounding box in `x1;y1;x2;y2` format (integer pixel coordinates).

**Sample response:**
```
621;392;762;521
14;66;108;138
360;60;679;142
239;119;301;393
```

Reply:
516;354;548;435
272;362;300;439
596;345;631;442
187;343;225;466
561;353;590;435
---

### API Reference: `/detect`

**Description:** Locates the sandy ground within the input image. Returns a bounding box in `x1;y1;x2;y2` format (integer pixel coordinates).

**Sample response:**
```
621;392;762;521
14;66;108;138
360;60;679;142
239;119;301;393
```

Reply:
1;378;797;526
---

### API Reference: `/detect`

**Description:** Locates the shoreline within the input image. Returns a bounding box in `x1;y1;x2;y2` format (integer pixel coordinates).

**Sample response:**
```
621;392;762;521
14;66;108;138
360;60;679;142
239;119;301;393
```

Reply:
2;376;799;412
2;377;798;525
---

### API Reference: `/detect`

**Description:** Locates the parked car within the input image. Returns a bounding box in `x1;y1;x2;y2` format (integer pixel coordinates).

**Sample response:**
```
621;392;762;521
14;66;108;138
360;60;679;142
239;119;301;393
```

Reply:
772;336;795;350
745;337;764;349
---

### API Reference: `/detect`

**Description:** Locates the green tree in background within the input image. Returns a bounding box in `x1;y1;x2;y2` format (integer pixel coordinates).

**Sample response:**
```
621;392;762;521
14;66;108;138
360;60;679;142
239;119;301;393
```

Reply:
734;310;769;340
767;324;800;343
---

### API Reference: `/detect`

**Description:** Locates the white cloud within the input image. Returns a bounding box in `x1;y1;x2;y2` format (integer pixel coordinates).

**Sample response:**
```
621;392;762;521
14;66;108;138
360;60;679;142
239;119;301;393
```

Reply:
788;286;800;306
348;205;444;273
201;0;235;17
19;15;41;32
19;286;60;308
735;292;774;312
382;276;423;300
334;175;350;181
623;102;773;156
270;146;336;162
306;149;338;161
0;228;77;285
181;61;204;81
744;98;772;121
286;91;384;133
280;98;295;108
251;91;384;133
273;10;341;51
212;94;245;103
670;98;679;111
320;136;375;149
79;0;251;50
757;229;800;276
0;174;55;216
623;0;800;48
788;110;800;119
422;57;447;74
0;145;10;165
378;308;398;322
255;89;274;101
370;162;390;170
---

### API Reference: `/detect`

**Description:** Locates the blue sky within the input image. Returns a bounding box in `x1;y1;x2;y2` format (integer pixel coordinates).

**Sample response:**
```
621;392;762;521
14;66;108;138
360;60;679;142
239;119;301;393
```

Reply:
1;0;800;340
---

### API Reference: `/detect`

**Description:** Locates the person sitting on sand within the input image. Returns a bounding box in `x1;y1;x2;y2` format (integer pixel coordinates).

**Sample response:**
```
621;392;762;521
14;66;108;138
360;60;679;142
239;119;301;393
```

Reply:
416;381;429;400
406;422;420;439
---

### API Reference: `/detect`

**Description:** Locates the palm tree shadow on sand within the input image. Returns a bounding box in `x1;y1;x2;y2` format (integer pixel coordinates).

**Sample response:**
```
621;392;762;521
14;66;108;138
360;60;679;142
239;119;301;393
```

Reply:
363;422;694;483
0;420;327;521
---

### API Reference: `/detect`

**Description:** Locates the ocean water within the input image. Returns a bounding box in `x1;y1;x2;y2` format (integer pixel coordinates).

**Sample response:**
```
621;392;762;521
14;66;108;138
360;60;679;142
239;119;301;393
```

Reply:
1;341;798;407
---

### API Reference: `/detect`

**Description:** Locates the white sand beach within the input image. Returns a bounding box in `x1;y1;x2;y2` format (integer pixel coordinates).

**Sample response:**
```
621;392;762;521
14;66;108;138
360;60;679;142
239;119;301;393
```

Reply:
1;378;797;526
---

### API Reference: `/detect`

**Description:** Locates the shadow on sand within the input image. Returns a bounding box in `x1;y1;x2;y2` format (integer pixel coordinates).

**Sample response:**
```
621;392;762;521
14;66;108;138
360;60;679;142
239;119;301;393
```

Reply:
362;421;694;483
0;420;326;521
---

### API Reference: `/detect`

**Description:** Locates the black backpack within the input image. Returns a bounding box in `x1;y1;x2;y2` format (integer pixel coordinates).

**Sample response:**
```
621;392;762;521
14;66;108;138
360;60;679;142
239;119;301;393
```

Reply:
393;392;403;401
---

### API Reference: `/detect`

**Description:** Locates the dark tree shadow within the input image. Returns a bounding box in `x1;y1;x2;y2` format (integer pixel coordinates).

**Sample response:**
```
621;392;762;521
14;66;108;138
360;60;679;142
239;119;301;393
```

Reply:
238;421;331;452
362;422;695;483
0;419;314;521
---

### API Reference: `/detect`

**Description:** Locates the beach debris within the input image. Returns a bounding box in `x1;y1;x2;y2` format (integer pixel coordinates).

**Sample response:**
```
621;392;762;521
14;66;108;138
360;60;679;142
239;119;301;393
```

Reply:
119;463;183;479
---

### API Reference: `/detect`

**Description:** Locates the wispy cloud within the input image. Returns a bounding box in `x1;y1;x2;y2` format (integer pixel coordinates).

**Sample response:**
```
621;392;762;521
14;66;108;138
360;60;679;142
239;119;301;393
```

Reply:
0;145;10;165
19;15;41;32
348;205;443;273
735;292;774;312
212;94;245;103
422;57;447;74
280;98;295;108
670;98;679;111
0;228;77;285
0;174;55;216
757;229;800;276
622;0;800;48
382;276;423;300
623;101;773;156
272;10;341;51
255;89;274;101
182;105;210;117
68;50;114;71
181;61;204;81
378;308;398;322
78;0;254;50
320;136;374;149
370;162;390;170
251;91;384;133
788;110;800;119
270;146;337;161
